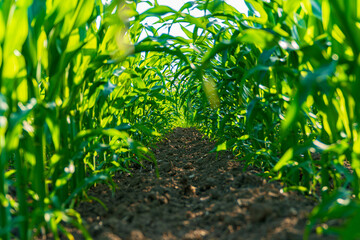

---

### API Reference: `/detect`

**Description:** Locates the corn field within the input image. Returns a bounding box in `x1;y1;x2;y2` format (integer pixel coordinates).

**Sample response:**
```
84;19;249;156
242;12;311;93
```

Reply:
0;0;360;239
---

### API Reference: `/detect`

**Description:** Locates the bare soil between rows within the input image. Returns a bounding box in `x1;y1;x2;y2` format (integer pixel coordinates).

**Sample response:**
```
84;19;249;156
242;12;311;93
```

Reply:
69;127;333;240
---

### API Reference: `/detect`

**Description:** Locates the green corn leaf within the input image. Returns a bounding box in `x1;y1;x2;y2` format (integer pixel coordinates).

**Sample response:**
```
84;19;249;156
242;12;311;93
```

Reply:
322;0;330;31
3;6;28;58
179;1;195;12
0;94;8;116
139;5;176;21
310;0;322;19
182;14;209;30
45;0;77;26
280;100;299;138
238;29;277;49
15;0;33;8
0;46;2;68
273;148;294;172
180;25;194;39
74;0;95;28
245;0;268;24
282;186;308;192
45;113;60;151
198;0;239;15
73;128;129;145
0;8;5;43
245;97;260;130
215;141;227;151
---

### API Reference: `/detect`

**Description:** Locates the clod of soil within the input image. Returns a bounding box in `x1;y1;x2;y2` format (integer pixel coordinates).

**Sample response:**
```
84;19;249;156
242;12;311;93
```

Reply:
66;127;334;239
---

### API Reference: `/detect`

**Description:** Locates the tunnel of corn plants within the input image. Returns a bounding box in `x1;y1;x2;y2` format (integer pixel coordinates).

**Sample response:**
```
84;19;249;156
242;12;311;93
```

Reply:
1;0;360;239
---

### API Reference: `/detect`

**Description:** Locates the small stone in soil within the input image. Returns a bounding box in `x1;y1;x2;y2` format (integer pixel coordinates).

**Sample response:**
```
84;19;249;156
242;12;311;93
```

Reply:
128;230;146;240
248;203;273;223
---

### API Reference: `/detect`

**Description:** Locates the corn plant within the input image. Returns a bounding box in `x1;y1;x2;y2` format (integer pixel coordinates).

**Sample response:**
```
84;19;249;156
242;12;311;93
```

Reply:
132;0;360;237
0;0;176;239
1;0;360;239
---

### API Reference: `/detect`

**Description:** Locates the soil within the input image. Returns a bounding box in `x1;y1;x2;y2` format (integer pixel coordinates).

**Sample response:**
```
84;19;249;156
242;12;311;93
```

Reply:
67;127;334;240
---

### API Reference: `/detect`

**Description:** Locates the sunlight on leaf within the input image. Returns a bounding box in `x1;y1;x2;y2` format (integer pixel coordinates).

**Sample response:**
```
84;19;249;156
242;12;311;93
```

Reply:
273;148;293;172
238;29;277;49
202;75;220;109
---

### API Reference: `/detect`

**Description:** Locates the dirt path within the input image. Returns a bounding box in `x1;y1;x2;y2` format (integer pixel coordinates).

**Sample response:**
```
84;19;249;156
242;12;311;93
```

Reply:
73;128;328;240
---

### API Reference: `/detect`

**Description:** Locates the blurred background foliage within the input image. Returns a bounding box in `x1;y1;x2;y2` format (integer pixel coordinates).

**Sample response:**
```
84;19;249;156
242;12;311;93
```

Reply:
0;0;359;239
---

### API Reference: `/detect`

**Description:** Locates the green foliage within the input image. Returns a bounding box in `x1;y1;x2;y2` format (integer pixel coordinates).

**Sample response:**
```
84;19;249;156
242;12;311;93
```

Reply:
1;0;360;238
131;0;360;238
0;0;174;238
